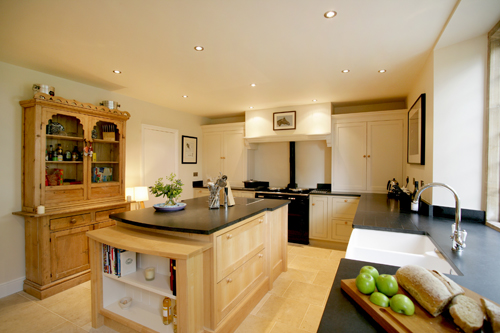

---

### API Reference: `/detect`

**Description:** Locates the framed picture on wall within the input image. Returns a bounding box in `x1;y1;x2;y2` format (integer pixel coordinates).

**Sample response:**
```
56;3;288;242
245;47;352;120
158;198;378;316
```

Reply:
407;94;426;165
182;135;197;164
273;111;296;131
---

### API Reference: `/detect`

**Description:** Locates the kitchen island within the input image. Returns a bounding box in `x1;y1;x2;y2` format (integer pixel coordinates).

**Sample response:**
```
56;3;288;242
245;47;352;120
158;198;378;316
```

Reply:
318;193;500;332
86;197;289;333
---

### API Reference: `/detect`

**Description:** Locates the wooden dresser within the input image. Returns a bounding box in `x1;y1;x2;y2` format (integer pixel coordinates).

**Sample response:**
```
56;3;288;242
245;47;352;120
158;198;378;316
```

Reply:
13;93;131;299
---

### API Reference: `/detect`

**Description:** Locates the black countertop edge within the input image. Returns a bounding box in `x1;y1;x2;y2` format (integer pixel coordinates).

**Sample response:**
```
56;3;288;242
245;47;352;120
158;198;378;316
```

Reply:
110;197;290;235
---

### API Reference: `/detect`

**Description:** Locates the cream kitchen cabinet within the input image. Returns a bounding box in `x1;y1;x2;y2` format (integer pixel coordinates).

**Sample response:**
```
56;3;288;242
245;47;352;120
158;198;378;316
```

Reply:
201;123;249;187
309;195;359;245
332;111;406;193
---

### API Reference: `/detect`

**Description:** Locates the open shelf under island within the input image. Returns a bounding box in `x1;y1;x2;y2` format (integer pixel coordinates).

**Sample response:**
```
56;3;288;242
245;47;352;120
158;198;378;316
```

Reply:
86;196;290;333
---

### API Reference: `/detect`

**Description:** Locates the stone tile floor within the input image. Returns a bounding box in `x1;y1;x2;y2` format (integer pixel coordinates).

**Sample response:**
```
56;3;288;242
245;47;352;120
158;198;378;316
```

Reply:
0;245;344;333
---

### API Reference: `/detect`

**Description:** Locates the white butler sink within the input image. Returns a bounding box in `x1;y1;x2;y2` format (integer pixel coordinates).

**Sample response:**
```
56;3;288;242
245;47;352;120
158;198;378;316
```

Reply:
346;229;458;275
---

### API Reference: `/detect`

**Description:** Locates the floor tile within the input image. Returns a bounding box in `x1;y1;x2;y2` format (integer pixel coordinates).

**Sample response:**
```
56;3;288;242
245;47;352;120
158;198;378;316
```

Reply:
299;304;325;332
235;314;275;333
290;246;333;259
255;294;309;328
251;292;272;316
282;281;329;306
313;270;336;288
271;321;310;333
0;301;66;333
278;267;317;284
288;255;340;273
270;276;293;296
329;250;346;260
46;320;88;333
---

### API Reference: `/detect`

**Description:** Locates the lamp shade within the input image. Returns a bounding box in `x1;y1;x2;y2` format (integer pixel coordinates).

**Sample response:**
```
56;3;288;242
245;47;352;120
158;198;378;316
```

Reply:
125;187;134;201
134;186;149;202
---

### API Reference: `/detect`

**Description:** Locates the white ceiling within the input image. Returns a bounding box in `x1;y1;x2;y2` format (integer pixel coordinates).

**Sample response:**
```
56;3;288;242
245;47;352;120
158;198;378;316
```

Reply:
0;0;499;118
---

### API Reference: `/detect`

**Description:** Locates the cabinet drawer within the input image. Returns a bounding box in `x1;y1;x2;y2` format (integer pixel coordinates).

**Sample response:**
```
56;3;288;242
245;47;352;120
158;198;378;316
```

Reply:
216;249;265;322
331;197;359;219
216;216;265;282
331;219;353;242
95;206;127;222
50;213;92;231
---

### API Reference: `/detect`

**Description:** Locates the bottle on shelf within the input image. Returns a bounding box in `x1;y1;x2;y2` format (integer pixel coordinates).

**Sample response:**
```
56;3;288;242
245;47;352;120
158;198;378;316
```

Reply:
48;145;54;161
163;297;172;325
172;300;177;332
56;144;64;161
72;146;79;161
89;143;94;161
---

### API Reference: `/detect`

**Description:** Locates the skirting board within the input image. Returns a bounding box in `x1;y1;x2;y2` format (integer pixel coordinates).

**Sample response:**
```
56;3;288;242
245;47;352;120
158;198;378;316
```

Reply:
0;276;24;298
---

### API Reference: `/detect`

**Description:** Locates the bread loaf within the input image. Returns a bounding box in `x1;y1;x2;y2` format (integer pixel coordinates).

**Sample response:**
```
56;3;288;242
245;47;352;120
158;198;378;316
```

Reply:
395;265;464;317
481;298;500;333
449;295;484;333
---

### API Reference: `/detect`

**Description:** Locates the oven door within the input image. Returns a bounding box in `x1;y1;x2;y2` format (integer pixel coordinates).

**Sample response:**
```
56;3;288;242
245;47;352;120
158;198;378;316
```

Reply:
255;193;309;245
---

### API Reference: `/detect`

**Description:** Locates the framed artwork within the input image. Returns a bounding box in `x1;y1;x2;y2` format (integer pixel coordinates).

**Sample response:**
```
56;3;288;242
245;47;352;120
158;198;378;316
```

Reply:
182;135;197;164
273;111;296;131
407;93;426;165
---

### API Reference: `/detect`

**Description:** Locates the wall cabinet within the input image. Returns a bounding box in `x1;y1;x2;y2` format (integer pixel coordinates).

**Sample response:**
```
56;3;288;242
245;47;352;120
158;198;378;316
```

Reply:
332;111;405;193
309;195;359;244
202;123;249;187
14;93;131;299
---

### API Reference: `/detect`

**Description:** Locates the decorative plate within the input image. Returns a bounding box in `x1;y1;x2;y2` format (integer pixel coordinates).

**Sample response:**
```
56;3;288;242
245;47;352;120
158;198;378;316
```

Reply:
153;202;186;212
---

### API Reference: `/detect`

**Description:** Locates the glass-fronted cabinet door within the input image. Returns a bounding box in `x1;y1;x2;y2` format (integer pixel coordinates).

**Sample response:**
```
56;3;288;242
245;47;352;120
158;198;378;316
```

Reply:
42;108;87;208
87;117;124;200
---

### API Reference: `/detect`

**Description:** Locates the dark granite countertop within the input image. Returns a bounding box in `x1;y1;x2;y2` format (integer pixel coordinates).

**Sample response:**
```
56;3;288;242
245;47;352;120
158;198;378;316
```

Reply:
110;196;289;235
318;193;500;332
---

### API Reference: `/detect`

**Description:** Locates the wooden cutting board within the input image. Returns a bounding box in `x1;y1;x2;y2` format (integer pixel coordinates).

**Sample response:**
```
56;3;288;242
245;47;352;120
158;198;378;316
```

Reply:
341;278;494;333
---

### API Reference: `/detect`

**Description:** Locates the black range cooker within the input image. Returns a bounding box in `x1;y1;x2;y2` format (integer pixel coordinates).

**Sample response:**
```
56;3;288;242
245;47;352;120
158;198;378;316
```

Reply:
255;187;311;245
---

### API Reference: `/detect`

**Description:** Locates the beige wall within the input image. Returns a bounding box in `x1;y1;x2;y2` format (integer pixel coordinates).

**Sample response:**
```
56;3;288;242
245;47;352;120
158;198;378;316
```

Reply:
405;34;488;210
0;61;209;295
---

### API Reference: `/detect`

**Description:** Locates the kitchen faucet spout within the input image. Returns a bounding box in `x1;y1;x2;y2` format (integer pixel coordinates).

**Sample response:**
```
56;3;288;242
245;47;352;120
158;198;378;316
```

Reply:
411;182;466;251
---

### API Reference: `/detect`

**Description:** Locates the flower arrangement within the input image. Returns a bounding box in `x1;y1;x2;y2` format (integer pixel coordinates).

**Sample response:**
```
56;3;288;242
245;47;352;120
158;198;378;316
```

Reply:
149;173;183;206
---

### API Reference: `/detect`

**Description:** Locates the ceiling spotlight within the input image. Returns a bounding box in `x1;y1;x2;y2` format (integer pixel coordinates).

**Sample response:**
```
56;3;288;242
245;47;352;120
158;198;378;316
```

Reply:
378;69;387;73
250;83;256;87
182;95;188;98
194;46;204;51
312;99;317;102
341;69;350;73
324;11;337;18
249;106;254;109
112;70;122;74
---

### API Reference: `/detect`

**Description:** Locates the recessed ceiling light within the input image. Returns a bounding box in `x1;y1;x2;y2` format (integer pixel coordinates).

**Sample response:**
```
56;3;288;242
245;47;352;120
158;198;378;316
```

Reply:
250;83;256;87
341;69;350;73
182;95;188;98
312;99;317;102
112;70;121;74
324;11;337;18
249;106;254;109
194;46;204;51
378;69;387;73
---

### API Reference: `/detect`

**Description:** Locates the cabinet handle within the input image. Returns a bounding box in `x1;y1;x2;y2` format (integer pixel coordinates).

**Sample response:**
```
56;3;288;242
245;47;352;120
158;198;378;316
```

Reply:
259;219;264;223
70;218;77;224
259;254;263;258
344;200;347;202
312;203;315;206
363;155;366;158
227;234;232;239
367;155;371;158
226;278;232;283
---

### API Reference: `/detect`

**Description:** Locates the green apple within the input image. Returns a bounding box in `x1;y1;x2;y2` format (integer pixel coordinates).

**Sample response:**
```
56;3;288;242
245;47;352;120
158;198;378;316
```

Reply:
355;273;376;294
369;292;389;307
376;274;399;297
360;266;379;280
390;294;415;315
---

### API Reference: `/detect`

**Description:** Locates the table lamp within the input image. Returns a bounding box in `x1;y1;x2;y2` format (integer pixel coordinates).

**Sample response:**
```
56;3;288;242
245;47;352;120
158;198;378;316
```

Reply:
134;186;149;209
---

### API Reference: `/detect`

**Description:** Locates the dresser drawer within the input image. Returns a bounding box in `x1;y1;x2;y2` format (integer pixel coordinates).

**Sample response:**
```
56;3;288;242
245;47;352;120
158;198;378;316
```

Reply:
216;249;265;322
95;206;127;222
216;215;265;282
331;197;359;219
50;213;92;231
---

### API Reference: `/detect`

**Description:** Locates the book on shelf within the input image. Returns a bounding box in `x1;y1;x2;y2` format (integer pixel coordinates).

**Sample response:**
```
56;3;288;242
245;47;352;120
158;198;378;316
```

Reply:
170;259;176;296
102;245;136;277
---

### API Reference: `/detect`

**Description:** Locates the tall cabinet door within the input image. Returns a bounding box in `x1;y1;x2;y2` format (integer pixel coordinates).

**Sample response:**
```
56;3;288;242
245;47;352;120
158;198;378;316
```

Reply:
223;130;246;187
367;120;403;192
309;196;329;239
333;122;367;191
203;132;224;180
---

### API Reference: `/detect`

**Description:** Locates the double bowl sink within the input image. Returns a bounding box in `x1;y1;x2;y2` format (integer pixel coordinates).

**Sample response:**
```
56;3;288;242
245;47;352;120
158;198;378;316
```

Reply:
346;228;460;275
